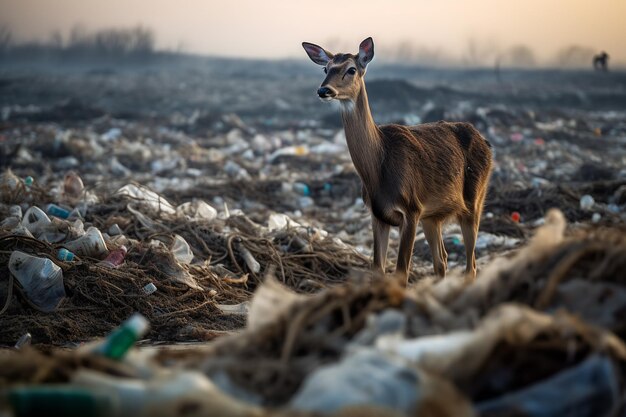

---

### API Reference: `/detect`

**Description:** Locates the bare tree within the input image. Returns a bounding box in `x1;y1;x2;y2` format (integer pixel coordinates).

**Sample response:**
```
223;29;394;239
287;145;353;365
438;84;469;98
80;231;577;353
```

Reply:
555;45;596;68
0;25;11;51
503;45;536;68
49;30;63;49
464;38;499;67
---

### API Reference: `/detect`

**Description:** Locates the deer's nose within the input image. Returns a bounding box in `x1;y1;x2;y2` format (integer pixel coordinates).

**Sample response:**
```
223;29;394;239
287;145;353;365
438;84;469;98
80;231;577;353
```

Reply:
317;87;332;98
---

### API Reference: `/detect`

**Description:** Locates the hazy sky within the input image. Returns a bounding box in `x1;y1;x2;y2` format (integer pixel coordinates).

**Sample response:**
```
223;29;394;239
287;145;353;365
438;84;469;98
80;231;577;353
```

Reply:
2;0;625;64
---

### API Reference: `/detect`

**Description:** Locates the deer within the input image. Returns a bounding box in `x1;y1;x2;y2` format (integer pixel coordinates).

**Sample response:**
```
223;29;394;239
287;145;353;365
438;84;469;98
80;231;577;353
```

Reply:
302;37;492;285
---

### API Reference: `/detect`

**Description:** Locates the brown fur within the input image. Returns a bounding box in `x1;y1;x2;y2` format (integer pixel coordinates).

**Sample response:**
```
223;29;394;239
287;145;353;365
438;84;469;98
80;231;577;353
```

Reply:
303;38;493;283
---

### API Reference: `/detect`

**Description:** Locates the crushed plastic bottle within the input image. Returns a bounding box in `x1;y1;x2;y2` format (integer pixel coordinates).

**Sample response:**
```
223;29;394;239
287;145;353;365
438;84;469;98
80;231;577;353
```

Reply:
175;200;217;221
92;313;150;360
63;227;108;258
292;182;311;196
14;332;32;349
8;251;66;312
267;213;301;232
580;195;595;211
116;184;176;215
170;235;193;264
10;224;34;238
108;223;123;236
21;206;52;235
9;205;22;219
62;171;84;200
97;246;127;268
1;205;22;228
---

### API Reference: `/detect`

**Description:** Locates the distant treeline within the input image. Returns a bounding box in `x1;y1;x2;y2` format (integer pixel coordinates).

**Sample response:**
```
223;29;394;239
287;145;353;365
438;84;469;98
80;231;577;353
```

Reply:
0;25;158;63
320;37;614;69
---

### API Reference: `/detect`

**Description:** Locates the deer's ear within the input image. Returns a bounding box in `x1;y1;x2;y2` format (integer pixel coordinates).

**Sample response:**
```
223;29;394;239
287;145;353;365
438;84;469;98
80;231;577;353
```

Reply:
302;42;333;66
358;37;374;69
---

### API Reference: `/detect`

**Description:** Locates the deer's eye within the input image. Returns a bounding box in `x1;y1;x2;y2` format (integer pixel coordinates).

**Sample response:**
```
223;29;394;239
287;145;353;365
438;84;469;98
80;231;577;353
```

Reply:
323;67;328;74
347;67;357;75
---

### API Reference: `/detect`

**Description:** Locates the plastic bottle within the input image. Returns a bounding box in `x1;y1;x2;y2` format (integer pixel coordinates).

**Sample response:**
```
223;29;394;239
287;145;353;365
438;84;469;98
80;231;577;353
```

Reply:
47;203;71;219
97;246;127;268
170;235;193;264
293;182;311;196
8;251;66;312
14;332;32;349
108;223;123;236
63;171;84;199
63;227;108;258
57;248;75;262
7;386;114;417
9;205;22;219
175;200;217;221
92;313;150;360
10;224;34;238
21;206;52;235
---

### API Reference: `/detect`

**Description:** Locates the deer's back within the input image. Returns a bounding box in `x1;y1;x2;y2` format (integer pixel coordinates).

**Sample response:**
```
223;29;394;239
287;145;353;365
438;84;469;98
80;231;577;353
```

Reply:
373;121;492;222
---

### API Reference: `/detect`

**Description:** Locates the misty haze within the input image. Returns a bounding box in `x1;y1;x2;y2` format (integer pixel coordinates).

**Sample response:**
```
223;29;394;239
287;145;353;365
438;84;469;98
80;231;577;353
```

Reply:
1;1;626;416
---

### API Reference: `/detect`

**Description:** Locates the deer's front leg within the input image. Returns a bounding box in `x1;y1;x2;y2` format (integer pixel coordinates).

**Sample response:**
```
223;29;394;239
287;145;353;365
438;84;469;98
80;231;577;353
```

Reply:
395;213;419;285
372;216;390;275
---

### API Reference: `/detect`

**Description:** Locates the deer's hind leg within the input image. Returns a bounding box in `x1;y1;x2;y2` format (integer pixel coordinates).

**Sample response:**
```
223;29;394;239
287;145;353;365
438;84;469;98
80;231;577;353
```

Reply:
459;185;488;281
372;216;390;276
422;218;447;278
394;212;419;285
459;215;478;280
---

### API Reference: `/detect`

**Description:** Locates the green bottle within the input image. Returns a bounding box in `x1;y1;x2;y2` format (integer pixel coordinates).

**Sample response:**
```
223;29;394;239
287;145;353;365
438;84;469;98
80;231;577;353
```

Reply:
7;386;114;417
93;313;150;360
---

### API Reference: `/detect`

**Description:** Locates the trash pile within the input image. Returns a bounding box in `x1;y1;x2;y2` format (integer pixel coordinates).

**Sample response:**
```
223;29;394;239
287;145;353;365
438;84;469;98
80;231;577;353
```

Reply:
0;168;368;345
1;63;626;415
1;210;625;416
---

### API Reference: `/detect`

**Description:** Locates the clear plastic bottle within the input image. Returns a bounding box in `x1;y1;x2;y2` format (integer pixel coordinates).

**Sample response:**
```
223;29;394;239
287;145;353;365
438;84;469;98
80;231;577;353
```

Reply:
21;206;52;235
14;332;32;349
9;205;22;219
170;235;193;264
8;251;66;312
63;227;108;258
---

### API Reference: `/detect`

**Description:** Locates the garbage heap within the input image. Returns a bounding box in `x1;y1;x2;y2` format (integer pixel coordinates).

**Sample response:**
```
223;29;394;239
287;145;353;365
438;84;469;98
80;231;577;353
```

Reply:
1;209;625;417
0;169;368;346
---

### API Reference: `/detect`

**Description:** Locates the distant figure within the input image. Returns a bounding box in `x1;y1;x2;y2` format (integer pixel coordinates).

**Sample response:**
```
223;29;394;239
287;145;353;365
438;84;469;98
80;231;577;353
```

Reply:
593;51;609;71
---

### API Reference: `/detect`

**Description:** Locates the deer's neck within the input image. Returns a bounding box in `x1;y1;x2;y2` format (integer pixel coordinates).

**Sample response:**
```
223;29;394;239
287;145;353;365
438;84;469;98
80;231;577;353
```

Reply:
340;80;382;188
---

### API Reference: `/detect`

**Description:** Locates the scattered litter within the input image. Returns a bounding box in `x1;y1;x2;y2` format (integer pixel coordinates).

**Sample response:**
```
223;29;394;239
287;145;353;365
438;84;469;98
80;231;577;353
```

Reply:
1;64;626;416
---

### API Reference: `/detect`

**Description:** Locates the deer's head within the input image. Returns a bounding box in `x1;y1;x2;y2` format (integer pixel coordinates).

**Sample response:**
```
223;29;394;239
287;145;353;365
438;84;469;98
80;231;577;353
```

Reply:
302;37;374;103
